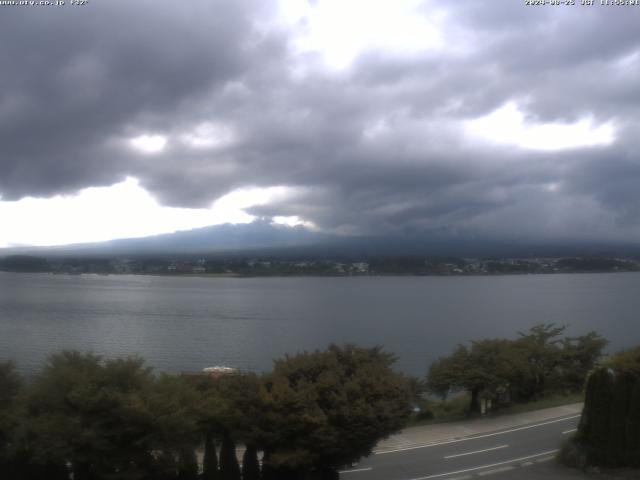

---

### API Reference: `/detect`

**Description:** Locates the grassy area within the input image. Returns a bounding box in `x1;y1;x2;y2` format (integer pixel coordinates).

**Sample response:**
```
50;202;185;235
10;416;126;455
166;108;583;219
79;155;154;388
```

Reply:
409;392;471;426
410;391;584;426
497;392;583;415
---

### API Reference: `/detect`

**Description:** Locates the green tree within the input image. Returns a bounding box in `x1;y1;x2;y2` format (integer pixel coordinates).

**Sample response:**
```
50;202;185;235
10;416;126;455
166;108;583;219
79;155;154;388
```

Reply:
575;346;640;468
219;431;241;480
259;344;411;477
35;352;155;478
241;444;261;480
0;362;21;410
427;339;521;412
604;345;640;376
0;362;24;480
145;374;202;479
425;346;468;399
16;351;206;480
177;448;198;480
577;368;614;464
427;324;602;412
559;331;608;392
202;431;219;480
513;324;566;400
625;378;640;467
193;372;264;479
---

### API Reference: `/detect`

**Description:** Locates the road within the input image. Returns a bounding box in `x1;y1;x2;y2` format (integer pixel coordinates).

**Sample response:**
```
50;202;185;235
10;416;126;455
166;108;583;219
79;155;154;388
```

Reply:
339;413;581;480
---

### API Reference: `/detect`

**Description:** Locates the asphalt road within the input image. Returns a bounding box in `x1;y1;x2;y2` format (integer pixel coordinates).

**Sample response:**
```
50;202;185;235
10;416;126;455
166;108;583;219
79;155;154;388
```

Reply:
339;414;581;480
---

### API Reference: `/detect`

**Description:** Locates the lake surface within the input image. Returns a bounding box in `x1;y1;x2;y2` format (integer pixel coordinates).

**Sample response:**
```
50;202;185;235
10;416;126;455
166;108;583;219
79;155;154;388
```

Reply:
1;272;639;377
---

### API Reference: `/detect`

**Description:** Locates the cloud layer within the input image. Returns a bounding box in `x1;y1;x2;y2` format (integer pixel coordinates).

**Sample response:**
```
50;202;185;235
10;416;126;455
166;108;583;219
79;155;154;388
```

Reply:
2;0;640;243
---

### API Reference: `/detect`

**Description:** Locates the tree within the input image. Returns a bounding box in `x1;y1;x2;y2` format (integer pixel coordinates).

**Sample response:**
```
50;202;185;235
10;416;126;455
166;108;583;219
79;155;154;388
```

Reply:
177;448;199;480
23;351;108;480
193;372;264;479
625;378;640;467
605;345;640;376
219;431;241;480
577;368;614;464
426;345;469;399
513;324;567;400
575;346;640;468
145;374;202;479
427;340;521;412
259;344;411;477
0;362;21;410
0;362;24;480
202;431;219;480
560;331;608;392
241;444;261;480
15;351;206;480
427;324;603;412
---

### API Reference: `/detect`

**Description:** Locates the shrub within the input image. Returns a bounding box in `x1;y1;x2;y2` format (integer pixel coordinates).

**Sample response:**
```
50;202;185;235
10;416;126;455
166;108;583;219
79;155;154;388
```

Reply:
574;346;640;468
558;438;588;470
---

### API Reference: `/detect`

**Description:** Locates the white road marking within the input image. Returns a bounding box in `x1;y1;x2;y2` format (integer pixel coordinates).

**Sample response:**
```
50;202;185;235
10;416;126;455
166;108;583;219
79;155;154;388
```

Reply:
562;428;577;434
338;467;373;474
447;476;472;480
377;415;580;455
535;456;555;463
521;461;534;467
477;466;514;476
444;445;508;459
408;449;559;480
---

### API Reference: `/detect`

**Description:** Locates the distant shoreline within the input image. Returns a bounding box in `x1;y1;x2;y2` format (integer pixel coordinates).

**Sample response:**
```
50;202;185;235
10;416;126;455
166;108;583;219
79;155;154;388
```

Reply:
2;269;639;279
3;254;639;277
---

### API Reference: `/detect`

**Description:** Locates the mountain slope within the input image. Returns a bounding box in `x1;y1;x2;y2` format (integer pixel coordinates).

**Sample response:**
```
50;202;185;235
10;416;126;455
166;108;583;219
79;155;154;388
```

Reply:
2;220;640;259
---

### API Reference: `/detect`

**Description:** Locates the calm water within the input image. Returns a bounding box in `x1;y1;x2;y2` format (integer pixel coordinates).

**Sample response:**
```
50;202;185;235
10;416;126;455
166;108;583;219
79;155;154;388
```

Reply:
1;272;639;376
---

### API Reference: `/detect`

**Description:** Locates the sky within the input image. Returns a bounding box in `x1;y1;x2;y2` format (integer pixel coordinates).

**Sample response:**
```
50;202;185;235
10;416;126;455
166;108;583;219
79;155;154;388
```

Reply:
1;0;639;247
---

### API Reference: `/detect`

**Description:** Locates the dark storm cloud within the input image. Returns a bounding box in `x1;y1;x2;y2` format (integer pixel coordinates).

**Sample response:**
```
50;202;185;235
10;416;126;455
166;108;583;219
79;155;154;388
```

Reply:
0;0;273;199
2;0;640;241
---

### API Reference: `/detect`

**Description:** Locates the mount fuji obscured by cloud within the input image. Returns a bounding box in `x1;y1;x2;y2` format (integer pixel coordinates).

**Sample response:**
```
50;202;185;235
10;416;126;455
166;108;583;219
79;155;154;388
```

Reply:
3;220;640;260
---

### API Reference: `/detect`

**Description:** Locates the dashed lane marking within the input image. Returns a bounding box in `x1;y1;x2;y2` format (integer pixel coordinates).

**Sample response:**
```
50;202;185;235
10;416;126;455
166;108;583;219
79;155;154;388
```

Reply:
444;445;509;459
376;415;580;455
408;449;559;480
535;456;555;463
338;467;373;474
477;466;515;476
562;428;577;435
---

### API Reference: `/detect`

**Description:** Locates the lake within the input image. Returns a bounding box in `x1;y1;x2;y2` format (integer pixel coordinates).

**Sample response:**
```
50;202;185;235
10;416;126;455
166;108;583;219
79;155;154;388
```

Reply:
1;271;639;377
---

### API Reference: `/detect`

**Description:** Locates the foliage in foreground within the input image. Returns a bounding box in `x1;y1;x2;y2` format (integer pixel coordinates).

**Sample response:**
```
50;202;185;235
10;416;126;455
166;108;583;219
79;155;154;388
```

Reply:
0;345;412;480
566;346;640;469
260;345;410;471
426;324;607;413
